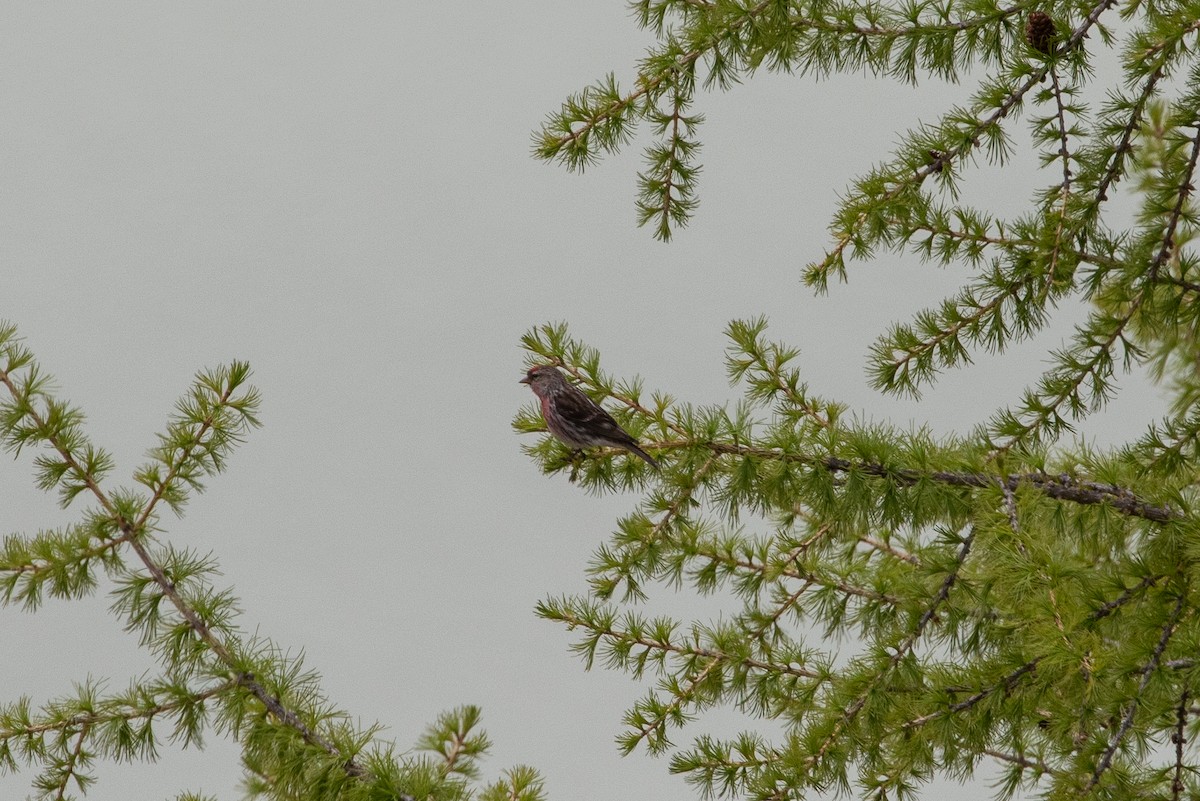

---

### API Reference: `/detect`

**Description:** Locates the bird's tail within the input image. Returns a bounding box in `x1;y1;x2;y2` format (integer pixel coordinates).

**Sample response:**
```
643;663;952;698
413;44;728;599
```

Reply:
627;443;660;470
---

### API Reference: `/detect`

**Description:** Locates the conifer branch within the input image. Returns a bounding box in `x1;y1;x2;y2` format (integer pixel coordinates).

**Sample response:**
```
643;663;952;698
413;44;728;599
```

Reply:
590;453;717;601
987;293;1145;450
808;44;1066;287
705;539;901;605
535;0;771;169
1149;120;1200;283
629;658;722;754
0;679;234;740
871;272;1038;394
133;387;365;777
904;658;1041;729
647;439;1178;522
1161;274;1200;295
2;677;239;798
668;737;777;797
725;319;832;427
806;528;975;774
858;535;919;566
556;604;824;680
984;747;1052;776
1036;65;1076;300
521;315;1197;795
544;594;823;756
1047;67;1073;193
545;602;820;679
906;569;1161;734
415;706;491;782
540;0;1043;239
524;0;1200;792
1078;62;1165;252
637;90;702;240
1085;587;1187;791
908;218;1027;251
1;527;132;608
1;330;534;800
1092;573;1164;619
56;720;91;801
2;532;132;578
0;354;373;786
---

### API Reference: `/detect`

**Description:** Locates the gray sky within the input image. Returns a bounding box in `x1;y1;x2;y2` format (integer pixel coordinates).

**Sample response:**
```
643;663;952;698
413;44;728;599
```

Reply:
1;4;1167;800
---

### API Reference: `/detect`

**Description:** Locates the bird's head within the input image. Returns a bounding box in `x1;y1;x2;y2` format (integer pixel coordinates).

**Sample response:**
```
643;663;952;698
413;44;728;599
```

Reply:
519;364;566;396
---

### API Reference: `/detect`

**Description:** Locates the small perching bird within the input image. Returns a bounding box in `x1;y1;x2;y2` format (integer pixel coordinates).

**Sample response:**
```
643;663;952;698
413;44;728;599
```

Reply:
520;365;659;469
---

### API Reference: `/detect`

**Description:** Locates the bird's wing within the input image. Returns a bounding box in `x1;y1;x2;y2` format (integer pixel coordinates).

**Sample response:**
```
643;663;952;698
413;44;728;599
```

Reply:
559;385;639;445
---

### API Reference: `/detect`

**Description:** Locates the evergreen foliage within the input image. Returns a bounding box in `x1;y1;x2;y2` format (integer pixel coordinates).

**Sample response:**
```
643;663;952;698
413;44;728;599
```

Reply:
524;0;1200;798
5;0;1200;798
0;323;543;801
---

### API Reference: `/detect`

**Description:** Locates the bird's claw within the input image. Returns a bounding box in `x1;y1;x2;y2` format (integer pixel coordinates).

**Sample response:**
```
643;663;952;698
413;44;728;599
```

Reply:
548;449;586;482
567;449;584;483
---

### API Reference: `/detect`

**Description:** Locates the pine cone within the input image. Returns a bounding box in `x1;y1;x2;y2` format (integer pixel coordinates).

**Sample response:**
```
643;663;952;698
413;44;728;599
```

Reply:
1026;11;1058;56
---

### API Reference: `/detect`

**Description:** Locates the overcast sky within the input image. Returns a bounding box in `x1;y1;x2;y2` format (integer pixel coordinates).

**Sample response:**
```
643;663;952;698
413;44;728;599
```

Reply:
1;4;1168;800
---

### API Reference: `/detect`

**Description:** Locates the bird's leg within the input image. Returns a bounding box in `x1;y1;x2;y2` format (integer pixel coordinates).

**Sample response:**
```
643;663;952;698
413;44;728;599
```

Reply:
548;448;585;480
567;449;584;483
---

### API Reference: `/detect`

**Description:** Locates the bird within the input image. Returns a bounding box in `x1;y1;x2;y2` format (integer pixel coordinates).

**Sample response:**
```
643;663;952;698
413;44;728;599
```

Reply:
520;365;659;469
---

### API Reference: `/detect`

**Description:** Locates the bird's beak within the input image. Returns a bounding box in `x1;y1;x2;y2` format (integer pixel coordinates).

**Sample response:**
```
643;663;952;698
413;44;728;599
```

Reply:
518;375;530;385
